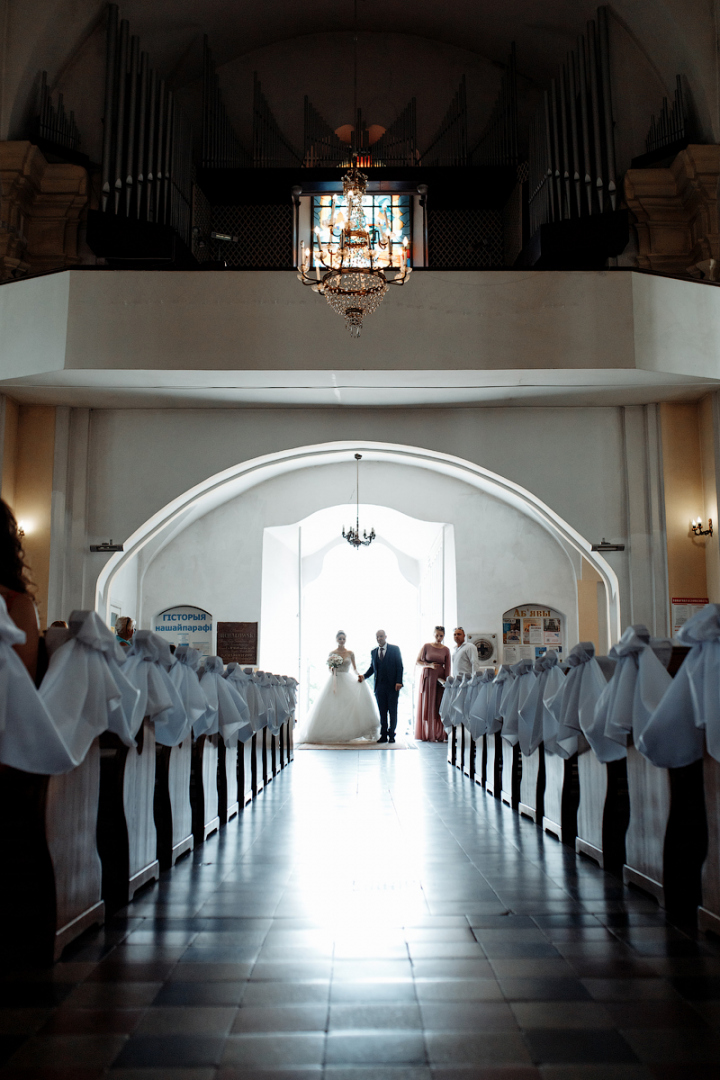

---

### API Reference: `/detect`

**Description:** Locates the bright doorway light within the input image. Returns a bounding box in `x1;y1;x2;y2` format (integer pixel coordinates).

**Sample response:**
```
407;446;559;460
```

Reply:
260;504;456;734
303;540;420;734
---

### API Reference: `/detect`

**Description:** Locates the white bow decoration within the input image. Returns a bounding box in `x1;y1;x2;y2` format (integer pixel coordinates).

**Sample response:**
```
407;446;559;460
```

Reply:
638;603;720;767
488;665;515;735
169;645;214;738
201;657;252;746
499;659;536;747
592;625;672;761
122;630;175;730
39;610;140;762
0;597;80;774
439;676;457;731
467;669;496;739
546;642;617;760
450;673;472;727
518;650;564;756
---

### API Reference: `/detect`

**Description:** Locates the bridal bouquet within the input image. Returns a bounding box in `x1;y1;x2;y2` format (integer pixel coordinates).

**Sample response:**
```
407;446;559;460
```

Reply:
327;653;344;671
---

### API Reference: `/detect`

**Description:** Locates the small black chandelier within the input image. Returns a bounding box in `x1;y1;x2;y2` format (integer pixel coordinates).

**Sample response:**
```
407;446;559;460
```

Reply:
342;453;376;549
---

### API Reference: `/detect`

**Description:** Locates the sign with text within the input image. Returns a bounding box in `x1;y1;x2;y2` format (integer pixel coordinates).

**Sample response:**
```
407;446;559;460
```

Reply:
502;603;564;664
154;605;213;656
671;597;708;636
217;621;258;665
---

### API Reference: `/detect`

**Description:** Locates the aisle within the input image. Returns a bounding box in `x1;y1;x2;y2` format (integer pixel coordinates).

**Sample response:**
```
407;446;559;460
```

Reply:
2;745;720;1077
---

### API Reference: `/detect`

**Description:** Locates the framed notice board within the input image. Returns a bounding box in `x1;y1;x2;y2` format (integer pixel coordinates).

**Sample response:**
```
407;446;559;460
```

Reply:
502;603;564;664
217;622;258;665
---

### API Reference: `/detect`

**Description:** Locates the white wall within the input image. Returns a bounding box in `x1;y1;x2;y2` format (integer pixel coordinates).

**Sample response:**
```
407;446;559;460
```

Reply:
49;400;671;637
137;460;580;657
260;524;300;676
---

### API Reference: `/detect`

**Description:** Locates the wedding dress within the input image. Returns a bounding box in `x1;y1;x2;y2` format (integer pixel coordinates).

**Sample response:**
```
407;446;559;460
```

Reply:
297;654;379;744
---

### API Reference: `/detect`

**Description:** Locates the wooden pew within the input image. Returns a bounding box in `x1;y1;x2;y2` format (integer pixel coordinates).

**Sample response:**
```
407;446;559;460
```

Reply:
624;746;707;918
700;751;720;936
261;729;271;787
500;741;521;809
456;725;465;770
485;733;502;798
623;744;670;904
45;738;105;959
217;739;239;825
0;740;106;964
0;768;55;964
240;735;253;806
191;734;220;845
462;724;475;779
543;753;579;846
97;719;159;910
519;746;545;823
447;726;457;767
252;731;264;797
288;717;294;761
154;738;193;870
270;732;278;779
269;725;278;777
575;754;629;874
475;734;487;787
664;759;707;921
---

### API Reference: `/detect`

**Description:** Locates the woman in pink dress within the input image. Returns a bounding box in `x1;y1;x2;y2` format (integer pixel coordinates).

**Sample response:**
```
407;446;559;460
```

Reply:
415;626;451;742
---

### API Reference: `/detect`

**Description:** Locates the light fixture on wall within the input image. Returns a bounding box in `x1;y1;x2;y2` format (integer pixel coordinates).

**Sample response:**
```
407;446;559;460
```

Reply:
16;520;29;538
296;162;412;337
342;454;376;548
691;517;713;537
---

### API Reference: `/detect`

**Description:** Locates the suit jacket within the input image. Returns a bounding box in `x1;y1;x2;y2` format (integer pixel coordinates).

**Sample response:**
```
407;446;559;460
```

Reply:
363;644;403;691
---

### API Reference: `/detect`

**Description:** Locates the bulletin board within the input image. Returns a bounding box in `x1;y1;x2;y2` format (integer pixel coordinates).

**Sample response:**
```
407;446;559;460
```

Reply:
502;604;564;664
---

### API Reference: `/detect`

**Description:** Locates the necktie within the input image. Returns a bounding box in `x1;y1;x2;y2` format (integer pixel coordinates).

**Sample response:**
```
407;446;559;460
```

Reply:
379;647;385;661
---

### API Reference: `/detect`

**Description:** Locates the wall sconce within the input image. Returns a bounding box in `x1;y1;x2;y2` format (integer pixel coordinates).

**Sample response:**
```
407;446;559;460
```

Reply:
691;517;713;537
16;519;31;538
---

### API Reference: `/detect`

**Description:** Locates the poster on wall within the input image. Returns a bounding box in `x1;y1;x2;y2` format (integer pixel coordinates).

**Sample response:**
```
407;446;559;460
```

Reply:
154;605;213;656
503;604;564;664
217;622;258;665
671;597;708;636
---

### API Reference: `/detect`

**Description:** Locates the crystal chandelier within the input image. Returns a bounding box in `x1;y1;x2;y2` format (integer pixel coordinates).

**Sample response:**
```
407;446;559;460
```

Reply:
297;162;412;338
342;453;375;548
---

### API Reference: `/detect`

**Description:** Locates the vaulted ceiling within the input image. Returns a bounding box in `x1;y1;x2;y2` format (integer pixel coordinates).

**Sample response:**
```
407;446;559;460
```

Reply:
4;0;714;110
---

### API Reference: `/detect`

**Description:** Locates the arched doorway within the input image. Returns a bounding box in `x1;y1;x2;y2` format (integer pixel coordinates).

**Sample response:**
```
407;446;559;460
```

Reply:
96;442;620;654
260;504;457;726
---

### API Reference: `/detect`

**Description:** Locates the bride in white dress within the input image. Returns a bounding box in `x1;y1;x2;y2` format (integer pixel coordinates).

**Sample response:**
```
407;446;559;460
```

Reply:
297;632;380;744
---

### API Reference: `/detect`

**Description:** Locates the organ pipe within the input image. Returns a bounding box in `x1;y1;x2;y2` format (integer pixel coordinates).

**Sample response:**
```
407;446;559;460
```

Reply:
527;5;618;232
100;3;193;246
470;45;519;168
422;76;467;167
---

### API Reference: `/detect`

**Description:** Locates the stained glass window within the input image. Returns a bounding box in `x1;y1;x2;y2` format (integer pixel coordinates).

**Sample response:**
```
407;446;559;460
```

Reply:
311;193;412;269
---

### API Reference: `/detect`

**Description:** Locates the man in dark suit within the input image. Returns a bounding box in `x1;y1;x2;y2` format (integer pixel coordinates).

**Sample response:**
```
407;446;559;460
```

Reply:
359;629;403;744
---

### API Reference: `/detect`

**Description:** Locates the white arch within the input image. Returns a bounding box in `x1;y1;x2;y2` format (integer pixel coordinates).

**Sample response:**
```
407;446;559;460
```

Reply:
95;440;621;642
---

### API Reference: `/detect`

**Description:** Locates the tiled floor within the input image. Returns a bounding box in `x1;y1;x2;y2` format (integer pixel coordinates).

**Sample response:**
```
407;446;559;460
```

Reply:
1;745;720;1078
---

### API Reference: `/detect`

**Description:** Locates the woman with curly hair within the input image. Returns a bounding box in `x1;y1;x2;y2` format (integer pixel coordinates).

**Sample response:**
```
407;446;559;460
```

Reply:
0;499;39;679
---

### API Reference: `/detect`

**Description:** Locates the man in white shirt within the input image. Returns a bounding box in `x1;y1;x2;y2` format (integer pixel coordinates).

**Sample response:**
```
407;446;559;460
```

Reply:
452;626;479;676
